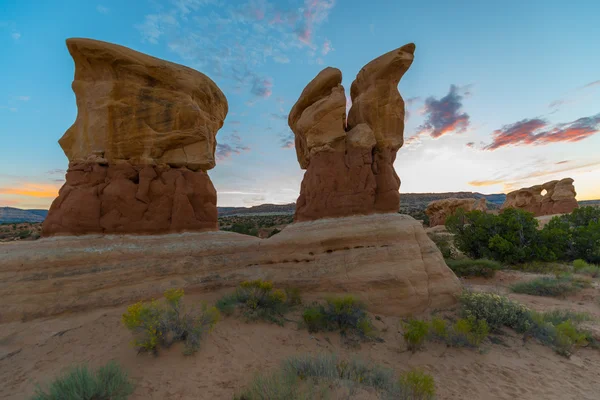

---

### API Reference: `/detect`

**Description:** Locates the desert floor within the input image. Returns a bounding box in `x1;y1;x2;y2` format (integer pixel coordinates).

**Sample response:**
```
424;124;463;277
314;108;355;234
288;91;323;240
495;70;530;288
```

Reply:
1;270;600;400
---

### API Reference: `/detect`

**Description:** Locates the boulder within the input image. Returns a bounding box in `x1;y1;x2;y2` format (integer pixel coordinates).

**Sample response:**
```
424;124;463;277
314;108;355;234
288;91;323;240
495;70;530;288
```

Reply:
43;38;227;236
290;44;415;221
502;178;578;216
2;214;462;322
425;198;487;227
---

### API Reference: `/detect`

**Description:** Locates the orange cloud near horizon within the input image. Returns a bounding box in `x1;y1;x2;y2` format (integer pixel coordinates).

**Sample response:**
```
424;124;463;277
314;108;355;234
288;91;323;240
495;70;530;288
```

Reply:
0;182;60;198
467;179;505;187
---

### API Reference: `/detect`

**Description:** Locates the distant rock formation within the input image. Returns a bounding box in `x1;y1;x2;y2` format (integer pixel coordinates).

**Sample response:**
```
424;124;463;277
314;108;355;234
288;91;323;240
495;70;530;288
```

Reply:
501;178;578;216
4;214;461;322
43;38;227;236
425;198;487;226
289;44;415;221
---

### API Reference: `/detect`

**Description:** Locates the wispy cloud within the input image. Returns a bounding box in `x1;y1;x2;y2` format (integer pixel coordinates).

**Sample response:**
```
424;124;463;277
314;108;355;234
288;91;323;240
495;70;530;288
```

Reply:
17;96;30;101
466;141;475;148
136;0;336;100
549;79;600;110
468;179;505;187
278;130;294;149
11;32;21;40
96;5;109;14
581;80;600;90
484;113;600;150
417;85;470;138
216;130;250;160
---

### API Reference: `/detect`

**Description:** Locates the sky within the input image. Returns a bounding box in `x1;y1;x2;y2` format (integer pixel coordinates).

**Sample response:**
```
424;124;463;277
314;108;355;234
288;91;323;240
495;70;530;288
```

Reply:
1;0;599;209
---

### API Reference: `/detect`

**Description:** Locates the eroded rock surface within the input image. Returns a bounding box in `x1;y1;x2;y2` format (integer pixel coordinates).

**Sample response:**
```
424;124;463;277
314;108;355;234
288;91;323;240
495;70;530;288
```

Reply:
425;198;487;226
290;44;415;221
501;178;578;216
43;38;227;236
3;214;461;322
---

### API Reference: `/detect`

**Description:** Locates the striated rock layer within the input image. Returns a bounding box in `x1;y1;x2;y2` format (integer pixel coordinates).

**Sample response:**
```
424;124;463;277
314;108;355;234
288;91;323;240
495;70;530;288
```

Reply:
43;162;217;235
426;198;487;226
501;178;578;216
3;214;462;322
43;38;227;236
290;44;415;221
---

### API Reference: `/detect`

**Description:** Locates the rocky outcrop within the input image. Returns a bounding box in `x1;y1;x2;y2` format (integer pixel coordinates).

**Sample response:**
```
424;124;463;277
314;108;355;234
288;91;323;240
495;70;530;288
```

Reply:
42;162;217;235
43;38;227;236
501;178;578;216
2;214;461;322
425;198;487;226
290;44;415;221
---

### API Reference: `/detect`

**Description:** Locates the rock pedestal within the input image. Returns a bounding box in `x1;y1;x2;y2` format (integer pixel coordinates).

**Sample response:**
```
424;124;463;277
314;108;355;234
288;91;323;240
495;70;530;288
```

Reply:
289;44;415;221
43;38;227;236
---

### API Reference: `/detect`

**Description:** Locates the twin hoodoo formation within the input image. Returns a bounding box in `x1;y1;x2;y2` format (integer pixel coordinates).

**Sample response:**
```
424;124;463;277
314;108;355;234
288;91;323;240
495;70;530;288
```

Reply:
43;39;416;235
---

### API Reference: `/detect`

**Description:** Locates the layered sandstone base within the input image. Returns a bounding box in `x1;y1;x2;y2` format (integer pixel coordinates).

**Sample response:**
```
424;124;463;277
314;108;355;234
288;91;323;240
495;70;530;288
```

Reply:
42;162;217;236
295;148;400;221
3;214;461;322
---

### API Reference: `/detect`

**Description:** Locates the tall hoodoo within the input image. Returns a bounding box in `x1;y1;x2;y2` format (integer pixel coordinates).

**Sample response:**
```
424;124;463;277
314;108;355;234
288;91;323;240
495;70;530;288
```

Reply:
289;44;415;221
43;38;228;236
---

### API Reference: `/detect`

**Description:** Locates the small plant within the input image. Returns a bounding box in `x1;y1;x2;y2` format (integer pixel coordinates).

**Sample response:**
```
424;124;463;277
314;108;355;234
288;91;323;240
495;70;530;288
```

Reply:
398;369;436;400
301;295;375;340
510;275;590;297
429;317;449;339
459;291;532;332
428;233;454;259
573;259;589;271
216;280;300;325
445;258;501;278
402;319;429;352
31;361;134;400
449;317;489;347
122;288;219;355
554;320;589;356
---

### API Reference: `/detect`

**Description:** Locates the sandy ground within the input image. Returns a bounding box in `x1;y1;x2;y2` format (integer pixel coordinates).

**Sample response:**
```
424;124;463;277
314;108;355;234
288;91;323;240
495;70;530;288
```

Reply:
1;271;600;400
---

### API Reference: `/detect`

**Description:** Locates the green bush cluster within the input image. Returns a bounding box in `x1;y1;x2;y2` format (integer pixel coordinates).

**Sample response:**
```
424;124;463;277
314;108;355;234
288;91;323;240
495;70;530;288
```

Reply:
403;316;489;351
234;354;435;400
428;233;454;259
445;258;501;278
216;280;298;325
510;274;591;297
446;206;600;264
459;291;592;356
122;288;219;355
573;259;600;277
302;296;375;340
31;361;134;400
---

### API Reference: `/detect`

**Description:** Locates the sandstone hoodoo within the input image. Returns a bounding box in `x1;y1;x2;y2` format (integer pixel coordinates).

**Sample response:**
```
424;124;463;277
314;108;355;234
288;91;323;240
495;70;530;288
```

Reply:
43;38;227;236
425;198;487;226
501;178;578;216
290;44;415;222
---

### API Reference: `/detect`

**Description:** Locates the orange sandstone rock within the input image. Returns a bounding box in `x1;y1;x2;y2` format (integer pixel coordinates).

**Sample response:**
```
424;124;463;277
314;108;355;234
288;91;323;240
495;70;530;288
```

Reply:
501;178;578;216
425;198;487;227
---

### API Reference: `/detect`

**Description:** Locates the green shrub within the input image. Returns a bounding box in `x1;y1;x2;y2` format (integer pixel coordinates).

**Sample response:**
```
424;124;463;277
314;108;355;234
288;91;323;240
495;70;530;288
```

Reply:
509;261;572;275
31;361;134;400
430;317;449;339
397;369;436;400
554;320;589;356
449;317;489;347
459;291;532;332
573;259;589;271
122;288;219;355
236;354;434;400
428;233;453;259
402;319;429;352
216;280;300;325
510;275;590;297
301;296;375;340
446;258;501;278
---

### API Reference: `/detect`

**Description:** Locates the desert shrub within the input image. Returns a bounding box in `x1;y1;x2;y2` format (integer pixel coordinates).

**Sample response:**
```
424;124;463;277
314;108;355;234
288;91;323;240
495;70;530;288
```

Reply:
216;280;299;325
509;261;572;275
459;291;532;332
428;233;453;259
302;296;375;340
446;208;550;264
448;317;489;347
122;288;219;355
402;319;429;352
31;361;134;400
445;258;501;278
510;275;590;297
429;317;449;339
554;320;589;356
573;259;589;271
235;354;434;400
525;313;590;357
573;259;600;277
397;369;436;400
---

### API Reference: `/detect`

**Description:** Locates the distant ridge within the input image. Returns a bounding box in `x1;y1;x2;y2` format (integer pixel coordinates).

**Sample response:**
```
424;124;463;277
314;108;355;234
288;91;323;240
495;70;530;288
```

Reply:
0;207;48;223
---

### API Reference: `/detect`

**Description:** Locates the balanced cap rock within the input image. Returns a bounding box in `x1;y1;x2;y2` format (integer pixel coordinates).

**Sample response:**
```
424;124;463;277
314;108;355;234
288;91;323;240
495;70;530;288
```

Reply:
43;38;227;236
289;44;415;221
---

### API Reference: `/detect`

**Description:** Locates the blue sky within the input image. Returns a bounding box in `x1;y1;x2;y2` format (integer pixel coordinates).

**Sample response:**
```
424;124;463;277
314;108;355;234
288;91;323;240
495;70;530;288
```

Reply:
1;0;599;209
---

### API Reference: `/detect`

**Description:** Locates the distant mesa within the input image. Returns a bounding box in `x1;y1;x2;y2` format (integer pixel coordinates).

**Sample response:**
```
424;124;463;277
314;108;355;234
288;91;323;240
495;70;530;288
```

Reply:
425;198;487;227
501;177;578;216
289;43;415;221
43;38;227;236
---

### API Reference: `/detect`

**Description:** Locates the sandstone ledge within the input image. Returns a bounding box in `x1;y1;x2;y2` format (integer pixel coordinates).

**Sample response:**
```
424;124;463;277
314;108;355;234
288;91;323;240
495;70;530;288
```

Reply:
1;214;461;322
